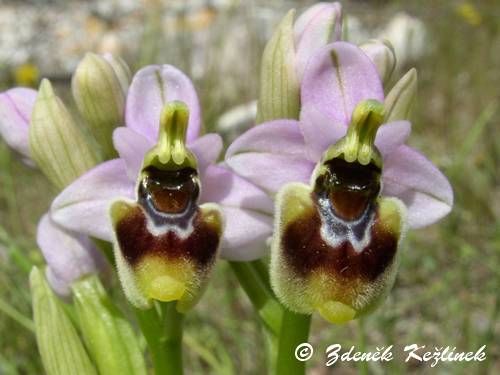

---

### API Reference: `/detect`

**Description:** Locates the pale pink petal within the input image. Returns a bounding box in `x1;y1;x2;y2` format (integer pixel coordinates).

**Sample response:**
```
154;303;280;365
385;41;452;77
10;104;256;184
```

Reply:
294;2;343;80
218;206;273;261
113;127;153;180
126;65;201;142
50;159;134;241
225;119;306;159
200;164;274;214
38;214;108;296
189;133;223;173
225;152;315;193
301;42;384;127
0;87;37;159
375;120;411;156
382;145;453;228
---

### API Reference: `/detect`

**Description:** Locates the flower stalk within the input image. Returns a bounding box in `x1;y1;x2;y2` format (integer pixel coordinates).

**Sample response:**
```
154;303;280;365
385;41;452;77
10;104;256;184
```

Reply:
275;311;311;375
229;261;283;335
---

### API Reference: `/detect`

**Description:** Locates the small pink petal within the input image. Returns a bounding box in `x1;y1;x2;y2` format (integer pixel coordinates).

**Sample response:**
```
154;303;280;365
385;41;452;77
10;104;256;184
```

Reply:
189;133;223;173
113;127;153;181
375;120;411;157
382;145;453;228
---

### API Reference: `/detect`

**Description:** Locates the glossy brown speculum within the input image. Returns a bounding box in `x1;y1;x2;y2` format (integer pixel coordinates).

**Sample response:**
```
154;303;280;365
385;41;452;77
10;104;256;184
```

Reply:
139;166;199;214
314;158;381;221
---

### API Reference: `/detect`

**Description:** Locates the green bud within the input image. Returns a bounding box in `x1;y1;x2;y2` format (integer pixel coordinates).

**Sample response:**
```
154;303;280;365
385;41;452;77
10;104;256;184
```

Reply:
30;79;100;190
71;275;147;375
102;53;131;96
72;53;127;158
384;68;417;122
257;10;300;123
30;267;97;375
360;39;396;85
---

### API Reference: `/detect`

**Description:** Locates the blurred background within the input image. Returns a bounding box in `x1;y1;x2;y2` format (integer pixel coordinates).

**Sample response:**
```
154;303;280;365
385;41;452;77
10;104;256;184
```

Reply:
0;0;499;373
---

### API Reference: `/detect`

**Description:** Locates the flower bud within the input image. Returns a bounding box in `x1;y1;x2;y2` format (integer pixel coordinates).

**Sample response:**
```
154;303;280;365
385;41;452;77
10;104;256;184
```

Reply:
30;267;97;375
257;3;343;123
384;68;417;122
111;101;223;311
257;10;300;123
294;2;343;81
29;79;100;189
102;53;131;95
71;275;147;374
271;100;407;324
72;53;127;158
360;39;396;85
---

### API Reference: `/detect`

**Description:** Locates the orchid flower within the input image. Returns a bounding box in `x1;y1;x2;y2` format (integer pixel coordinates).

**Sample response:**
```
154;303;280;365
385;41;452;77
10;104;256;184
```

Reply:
225;41;453;323
48;64;273;309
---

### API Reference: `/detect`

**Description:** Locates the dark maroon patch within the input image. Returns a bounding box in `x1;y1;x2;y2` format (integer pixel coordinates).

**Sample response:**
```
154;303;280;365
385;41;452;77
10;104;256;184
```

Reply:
281;206;398;281
115;206;219;269
314;158;380;221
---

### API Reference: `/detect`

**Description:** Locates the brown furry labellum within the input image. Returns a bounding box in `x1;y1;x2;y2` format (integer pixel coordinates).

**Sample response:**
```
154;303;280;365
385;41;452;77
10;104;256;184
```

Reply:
271;157;407;324
111;166;223;312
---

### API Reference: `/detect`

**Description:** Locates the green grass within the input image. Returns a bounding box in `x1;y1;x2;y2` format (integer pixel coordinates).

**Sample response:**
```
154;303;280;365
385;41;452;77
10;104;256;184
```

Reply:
0;0;499;373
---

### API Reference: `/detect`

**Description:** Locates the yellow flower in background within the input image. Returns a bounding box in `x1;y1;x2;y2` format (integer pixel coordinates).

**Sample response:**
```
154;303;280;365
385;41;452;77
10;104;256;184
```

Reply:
456;2;482;26
13;63;39;87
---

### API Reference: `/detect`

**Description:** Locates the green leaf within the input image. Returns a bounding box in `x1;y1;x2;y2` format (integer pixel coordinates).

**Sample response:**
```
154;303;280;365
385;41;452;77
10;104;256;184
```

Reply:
30;267;97;375
71;275;147;375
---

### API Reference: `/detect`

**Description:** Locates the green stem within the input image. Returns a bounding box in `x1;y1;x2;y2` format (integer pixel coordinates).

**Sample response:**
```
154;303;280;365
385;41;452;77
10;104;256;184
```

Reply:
229;261;283;335
357;318;369;375
135;302;184;375
275;310;311;375
162;302;184;374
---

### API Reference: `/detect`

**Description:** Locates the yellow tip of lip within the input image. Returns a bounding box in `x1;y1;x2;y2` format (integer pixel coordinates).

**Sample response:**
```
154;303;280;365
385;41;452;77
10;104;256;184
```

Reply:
146;275;186;302
317;301;356;324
